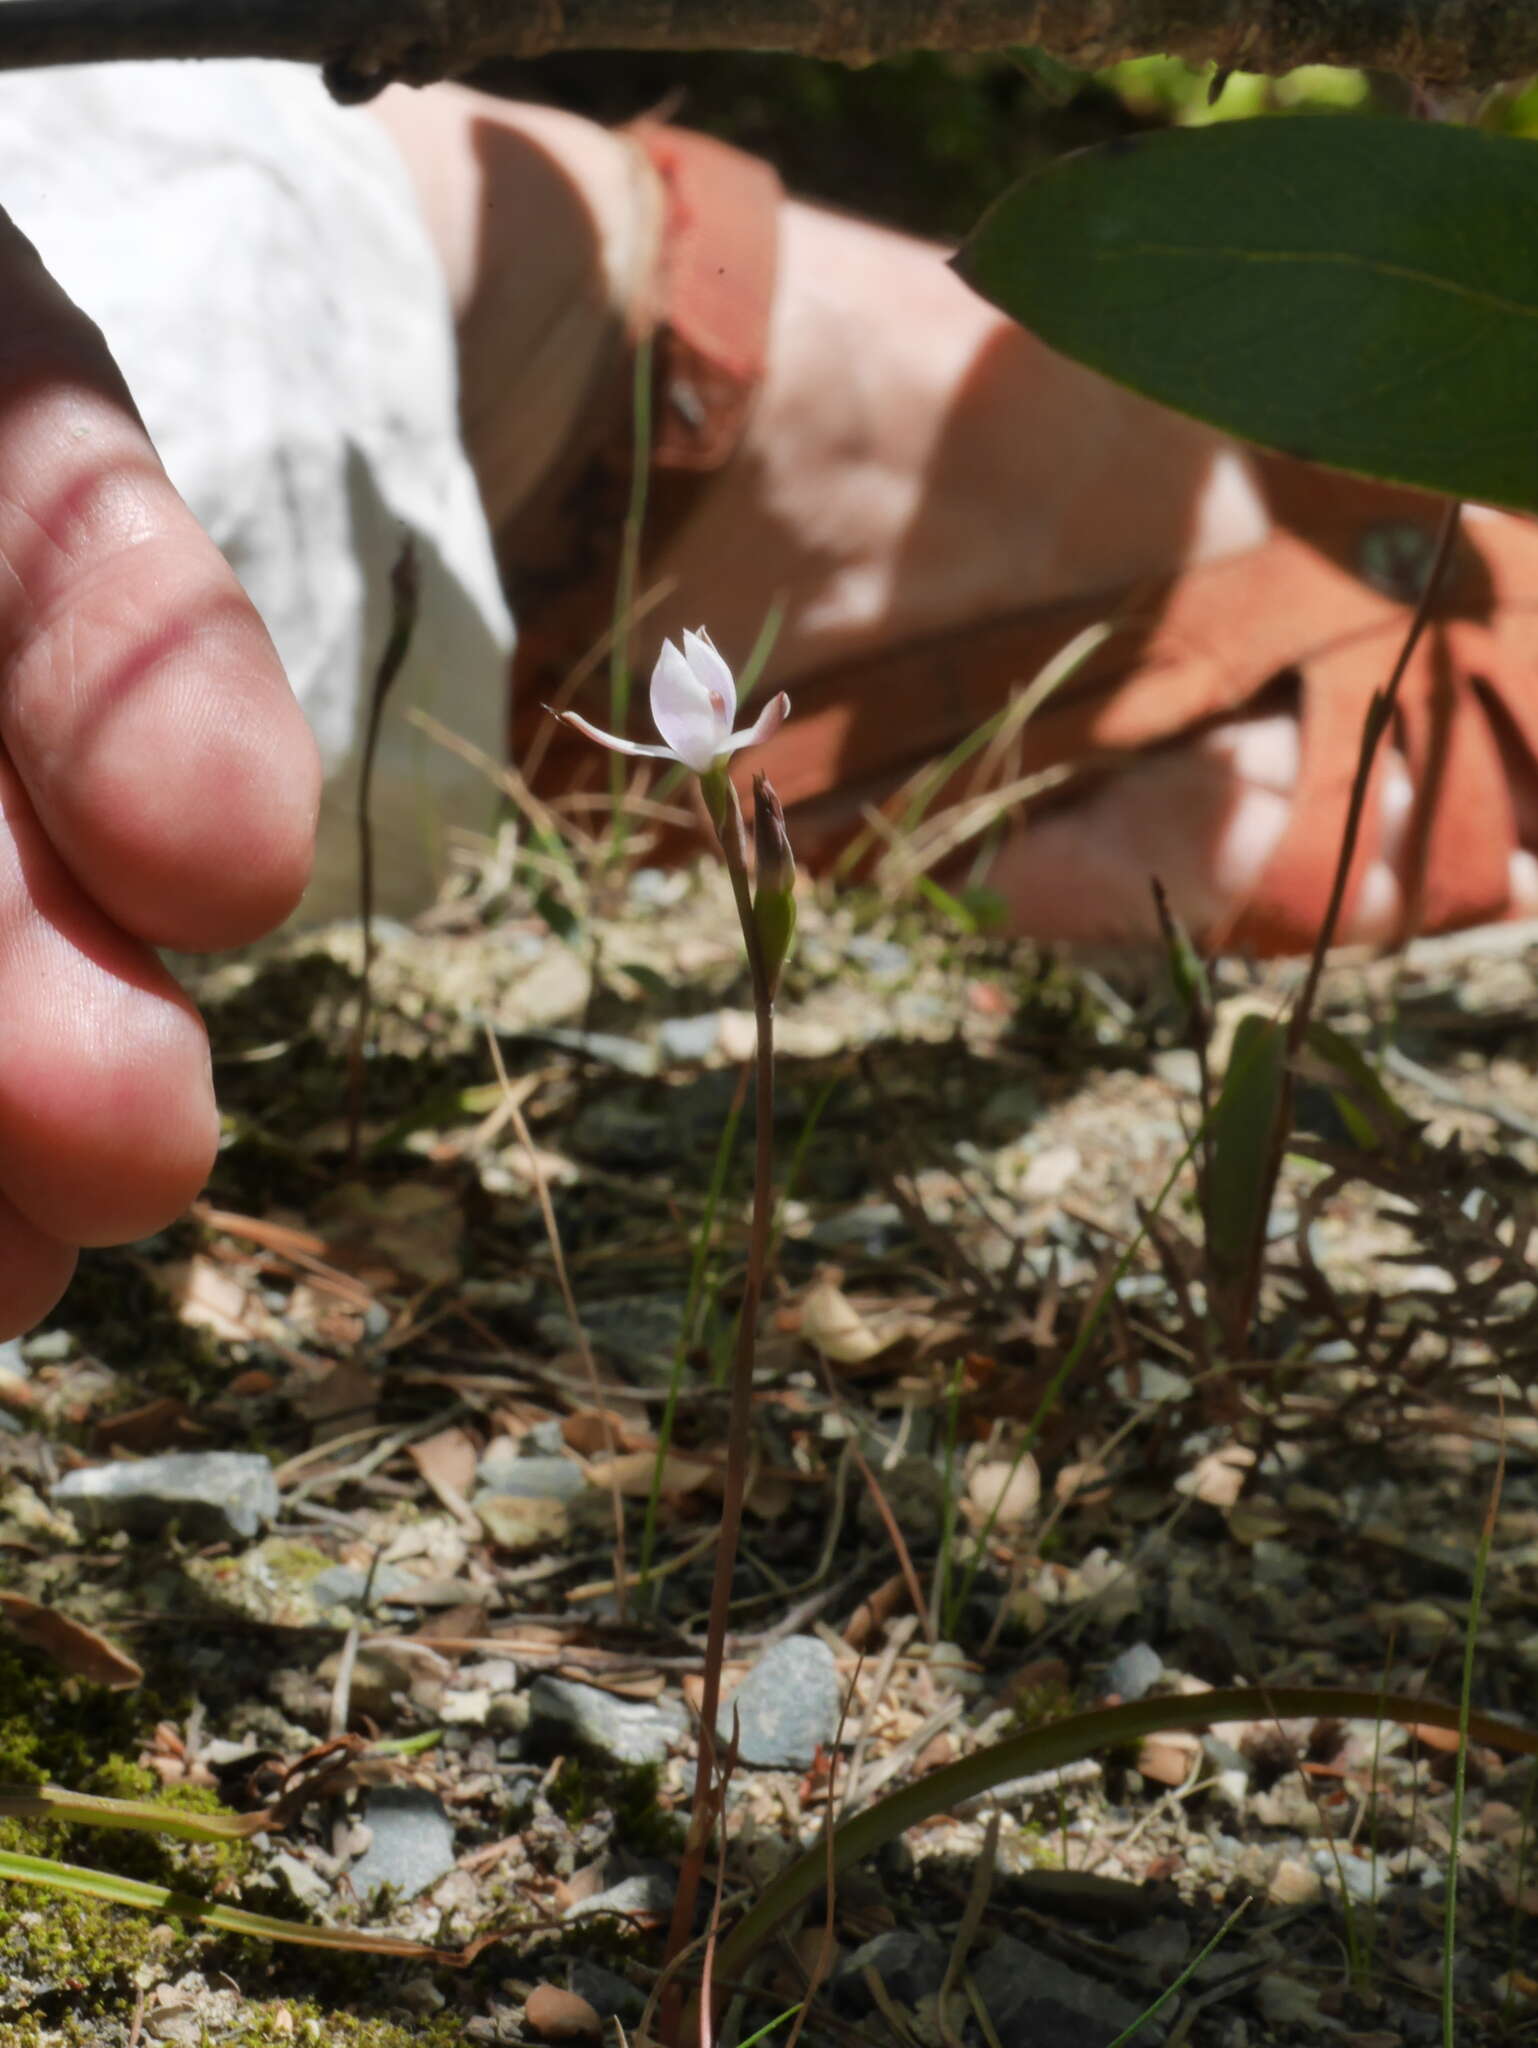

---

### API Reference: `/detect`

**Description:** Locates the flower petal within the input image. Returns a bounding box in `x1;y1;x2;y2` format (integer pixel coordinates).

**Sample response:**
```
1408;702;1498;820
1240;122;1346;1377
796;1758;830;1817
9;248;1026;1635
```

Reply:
723;690;791;756
554;709;680;761
682;627;738;708
650;637;729;773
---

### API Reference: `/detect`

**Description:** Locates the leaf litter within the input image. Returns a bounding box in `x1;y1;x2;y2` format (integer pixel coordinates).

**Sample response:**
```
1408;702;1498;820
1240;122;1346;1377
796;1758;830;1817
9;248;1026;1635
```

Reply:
2;861;1537;2045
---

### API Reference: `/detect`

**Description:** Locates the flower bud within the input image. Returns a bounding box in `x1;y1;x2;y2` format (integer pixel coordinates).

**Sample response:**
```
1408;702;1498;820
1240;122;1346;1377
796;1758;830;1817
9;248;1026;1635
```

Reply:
752;773;797;997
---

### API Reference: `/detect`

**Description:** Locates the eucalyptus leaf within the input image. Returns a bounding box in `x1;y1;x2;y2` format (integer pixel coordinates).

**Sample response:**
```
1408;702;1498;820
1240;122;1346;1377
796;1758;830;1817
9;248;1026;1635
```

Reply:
956;117;1538;513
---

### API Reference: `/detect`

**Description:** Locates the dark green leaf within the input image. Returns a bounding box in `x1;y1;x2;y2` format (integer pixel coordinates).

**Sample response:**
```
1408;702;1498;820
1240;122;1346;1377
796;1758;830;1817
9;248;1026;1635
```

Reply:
956;117;1538;513
1205;1012;1288;1351
1301;1020;1417;1154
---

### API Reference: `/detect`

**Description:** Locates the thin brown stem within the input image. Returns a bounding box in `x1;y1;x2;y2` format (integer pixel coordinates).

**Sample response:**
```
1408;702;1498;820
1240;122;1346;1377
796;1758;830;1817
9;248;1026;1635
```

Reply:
1286;498;1462;1057
661;777;777;2024
346;539;419;1167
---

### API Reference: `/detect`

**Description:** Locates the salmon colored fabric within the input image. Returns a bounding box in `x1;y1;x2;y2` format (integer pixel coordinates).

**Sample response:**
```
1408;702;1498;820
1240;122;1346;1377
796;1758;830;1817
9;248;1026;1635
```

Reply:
508;127;1538;956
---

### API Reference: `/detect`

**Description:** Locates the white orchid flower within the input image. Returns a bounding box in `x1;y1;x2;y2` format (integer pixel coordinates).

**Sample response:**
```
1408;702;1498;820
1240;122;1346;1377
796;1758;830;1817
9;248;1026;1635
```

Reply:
554;629;789;776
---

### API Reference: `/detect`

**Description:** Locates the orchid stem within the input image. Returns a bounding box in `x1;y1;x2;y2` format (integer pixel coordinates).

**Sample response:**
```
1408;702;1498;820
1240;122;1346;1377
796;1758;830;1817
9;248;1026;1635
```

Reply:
661;773;777;2017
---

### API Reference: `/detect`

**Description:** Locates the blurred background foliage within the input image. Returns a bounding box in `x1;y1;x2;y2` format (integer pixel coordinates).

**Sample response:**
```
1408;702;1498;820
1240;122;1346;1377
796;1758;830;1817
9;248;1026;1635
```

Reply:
475;49;1538;242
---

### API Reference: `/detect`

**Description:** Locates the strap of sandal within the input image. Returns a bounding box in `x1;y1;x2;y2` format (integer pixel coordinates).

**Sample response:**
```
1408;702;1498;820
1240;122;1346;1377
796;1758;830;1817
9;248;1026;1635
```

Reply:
747;460;1538;952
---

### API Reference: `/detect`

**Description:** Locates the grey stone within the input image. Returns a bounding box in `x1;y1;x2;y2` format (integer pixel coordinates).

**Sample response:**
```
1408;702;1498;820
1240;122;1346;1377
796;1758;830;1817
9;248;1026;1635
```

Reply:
845;935;911;979
52;1451;278;1542
569;1962;647;2024
971;1935;1153;2048
855;1456;947;1547
1118;1917;1192;1974
629;867;688;909
979;1081;1044;1137
349;1786;457;1900
1151;1048;1202;1095
1313;1845;1390;1902
563;1295;688;1384
268;1850;332;1912
657;1014;722;1063
24;1330;74;1362
0;1338;27;1377
1103;1642;1164;1702
476;1450;586;1502
528;1675;686;1767
308;1563;420;1610
532;1028;658;1077
809;1202;906;1256
566;1871;675;1923
719;1634;842;1770
521;1419;568;1457
833;1930;949;2011
1200;1732;1250;1778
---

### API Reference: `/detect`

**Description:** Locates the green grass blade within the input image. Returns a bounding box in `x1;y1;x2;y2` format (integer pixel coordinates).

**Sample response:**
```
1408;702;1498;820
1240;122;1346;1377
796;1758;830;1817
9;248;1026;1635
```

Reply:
714;1685;1538;1983
0;1783;262;1842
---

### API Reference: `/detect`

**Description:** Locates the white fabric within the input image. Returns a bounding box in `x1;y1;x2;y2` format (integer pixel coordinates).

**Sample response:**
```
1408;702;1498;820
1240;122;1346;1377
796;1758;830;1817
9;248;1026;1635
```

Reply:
0;59;513;923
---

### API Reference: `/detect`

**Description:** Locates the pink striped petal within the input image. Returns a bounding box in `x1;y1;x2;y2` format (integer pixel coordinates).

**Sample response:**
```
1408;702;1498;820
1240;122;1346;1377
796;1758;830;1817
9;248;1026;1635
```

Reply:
650;637;731;772
682;628;738;707
723;691;791;755
554;708;679;760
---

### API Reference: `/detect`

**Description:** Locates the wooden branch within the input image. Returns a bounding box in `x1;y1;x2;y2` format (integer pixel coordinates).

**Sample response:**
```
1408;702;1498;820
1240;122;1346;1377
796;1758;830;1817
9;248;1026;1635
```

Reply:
0;0;1531;101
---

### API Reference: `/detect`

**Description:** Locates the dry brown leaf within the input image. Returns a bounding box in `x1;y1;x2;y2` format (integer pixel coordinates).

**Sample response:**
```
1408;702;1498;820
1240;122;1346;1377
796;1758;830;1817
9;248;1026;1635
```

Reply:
1267;1858;1323;1908
408;1426;481;1501
1177;1441;1255;1510
1137;1728;1201;1787
93;1397;201;1457
843;1572;912;1650
0;1592;143;1689
551;1861;608;1912
1053;1459;1109;1505
140;1722;217;1790
744;1468;796;1520
289;1358;378;1441
1228;1499;1288;1545
160;1254;255;1341
562;1407;649;1457
286;1284;367;1350
225;1367;280;1399
1406;1720;1465;1754
528;1982;606;2031
585;1449;713;1498
318;1181;463;1287
800;1278;894;1365
476;1496;570;1552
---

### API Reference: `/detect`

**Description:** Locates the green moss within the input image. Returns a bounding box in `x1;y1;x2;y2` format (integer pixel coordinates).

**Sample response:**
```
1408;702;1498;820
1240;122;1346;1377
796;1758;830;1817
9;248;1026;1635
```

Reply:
0;1645;251;1898
1006;1677;1078;1734
0;1899;477;2048
0;1890;167;2040
223;2007;471;2046
0;1643;159;1798
547;1756;682;1858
